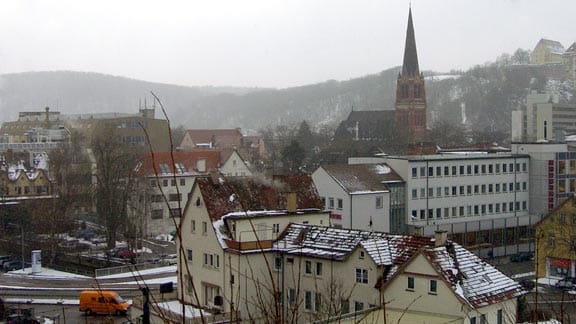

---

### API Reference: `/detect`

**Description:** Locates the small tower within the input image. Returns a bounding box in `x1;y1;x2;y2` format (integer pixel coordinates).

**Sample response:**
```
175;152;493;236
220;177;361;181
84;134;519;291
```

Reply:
395;7;427;141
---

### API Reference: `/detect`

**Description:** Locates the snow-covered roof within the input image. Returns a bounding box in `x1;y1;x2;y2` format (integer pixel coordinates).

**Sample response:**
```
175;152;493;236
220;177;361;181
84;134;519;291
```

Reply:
425;242;524;308
536;39;565;55
320;164;402;194
275;224;523;309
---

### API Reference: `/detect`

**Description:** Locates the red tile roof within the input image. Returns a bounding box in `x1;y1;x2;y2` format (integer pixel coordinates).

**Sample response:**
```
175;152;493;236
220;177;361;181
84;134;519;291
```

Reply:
136;150;221;176
183;129;243;148
197;175;323;221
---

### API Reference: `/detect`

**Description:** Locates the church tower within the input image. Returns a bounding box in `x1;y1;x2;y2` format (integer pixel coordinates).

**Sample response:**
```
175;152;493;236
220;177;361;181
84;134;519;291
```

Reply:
395;7;427;141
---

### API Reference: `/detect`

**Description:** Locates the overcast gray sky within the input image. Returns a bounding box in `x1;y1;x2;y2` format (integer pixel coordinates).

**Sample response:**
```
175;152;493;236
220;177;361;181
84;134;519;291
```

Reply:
0;0;573;88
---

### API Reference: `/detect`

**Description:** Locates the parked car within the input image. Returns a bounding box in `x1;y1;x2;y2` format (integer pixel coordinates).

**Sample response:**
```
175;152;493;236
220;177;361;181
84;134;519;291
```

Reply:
555;277;576;290
509;252;533;262
161;254;178;266
519;279;535;291
3;260;23;271
0;255;13;267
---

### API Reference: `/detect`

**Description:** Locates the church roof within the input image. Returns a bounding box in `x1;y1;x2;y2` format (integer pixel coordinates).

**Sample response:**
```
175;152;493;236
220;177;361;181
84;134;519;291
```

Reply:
402;7;420;77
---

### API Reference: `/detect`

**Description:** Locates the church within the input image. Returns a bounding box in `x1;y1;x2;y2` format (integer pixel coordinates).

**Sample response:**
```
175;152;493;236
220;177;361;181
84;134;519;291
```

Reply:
333;8;428;156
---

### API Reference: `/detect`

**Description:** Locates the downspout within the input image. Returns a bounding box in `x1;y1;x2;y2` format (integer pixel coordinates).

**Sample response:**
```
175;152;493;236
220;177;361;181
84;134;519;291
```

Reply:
350;193;353;228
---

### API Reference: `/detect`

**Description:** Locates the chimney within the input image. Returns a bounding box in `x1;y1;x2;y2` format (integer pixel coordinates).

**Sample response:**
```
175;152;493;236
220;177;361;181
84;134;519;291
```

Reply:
434;230;448;247
286;192;297;213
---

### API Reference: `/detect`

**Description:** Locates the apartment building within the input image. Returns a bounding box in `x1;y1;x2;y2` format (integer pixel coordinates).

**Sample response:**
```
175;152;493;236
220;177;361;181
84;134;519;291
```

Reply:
347;152;536;257
312;163;405;233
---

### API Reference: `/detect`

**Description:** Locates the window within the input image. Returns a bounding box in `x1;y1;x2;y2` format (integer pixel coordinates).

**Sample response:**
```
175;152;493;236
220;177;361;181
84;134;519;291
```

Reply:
305;291;312;310
329;198;334;209
467;165;472;175
451;186;457;196
481;164;486;174
151;209;163;219
497;309;503;324
474;185;479;194
149;179;157;187
420;188;426;198
428;167;434;177
560;214;567;224
169;208;181;217
305;260;312;274
420;167;426;177
187;249;193;261
203;252;220;268
354;301;364;312
503;163;507;173
288;288;295;306
467;185;472;195
159;163;170;174
411;167;417;178
452;166;457;175
168;193;182;201
272;223;280;234
274;256;282;270
171;179;177;186
355;268;368;284
315;292;322;312
316;262;323;276
407;276;414;290
509;163;514;172
436;166;442;176
523;182;527;191
428;188;434;197
337;199;343;209
359;251;365;259
341;299;350;314
496;163;500;173
480;314;486;324
202;221;207;234
496;183;500;192
436;208;441;218
488;184;493;193
523;163;527;172
180;178;186;186
444;166;449;176
376;196;383;209
459;186;464;195
412;189;418;199
429;279;437;294
191;220;196;233
460;165;465;175
162;179;168;187
488;164;493;173
481;184;486;194
549;235;555;248
470;316;476;324
459;206;464;217
436;187;442;197
474;165;479;175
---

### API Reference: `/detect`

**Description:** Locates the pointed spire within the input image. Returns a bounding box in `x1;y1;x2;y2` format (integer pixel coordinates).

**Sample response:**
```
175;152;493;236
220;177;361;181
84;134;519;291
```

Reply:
402;7;420;77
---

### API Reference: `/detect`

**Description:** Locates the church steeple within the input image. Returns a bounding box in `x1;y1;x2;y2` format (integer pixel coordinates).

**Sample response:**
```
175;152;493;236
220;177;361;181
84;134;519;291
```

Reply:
395;6;427;142
402;7;420;78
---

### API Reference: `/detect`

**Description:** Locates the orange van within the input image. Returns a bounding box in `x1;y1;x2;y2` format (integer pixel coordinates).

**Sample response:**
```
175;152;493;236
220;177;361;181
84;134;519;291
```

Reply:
79;290;130;315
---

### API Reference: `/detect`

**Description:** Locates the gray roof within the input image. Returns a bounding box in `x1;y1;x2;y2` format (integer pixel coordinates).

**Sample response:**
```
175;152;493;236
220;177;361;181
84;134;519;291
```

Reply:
320;164;403;194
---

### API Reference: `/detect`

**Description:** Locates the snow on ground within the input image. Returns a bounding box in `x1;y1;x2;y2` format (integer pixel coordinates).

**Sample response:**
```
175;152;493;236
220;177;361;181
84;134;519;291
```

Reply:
97;265;176;279
154;300;206;319
5;267;89;279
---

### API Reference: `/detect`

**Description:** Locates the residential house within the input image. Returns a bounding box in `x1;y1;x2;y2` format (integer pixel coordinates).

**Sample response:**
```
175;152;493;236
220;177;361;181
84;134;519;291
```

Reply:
535;195;576;279
177;172;522;323
0;159;53;201
177;174;327;321
531;39;565;65
178;129;243;150
219;149;252;177
312;163;405;232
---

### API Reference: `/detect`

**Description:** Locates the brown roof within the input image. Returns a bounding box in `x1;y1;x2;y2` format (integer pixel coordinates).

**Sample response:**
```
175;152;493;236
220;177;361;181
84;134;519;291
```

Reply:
320;164;403;193
197;174;323;221
184;129;243;148
136;150;221;176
